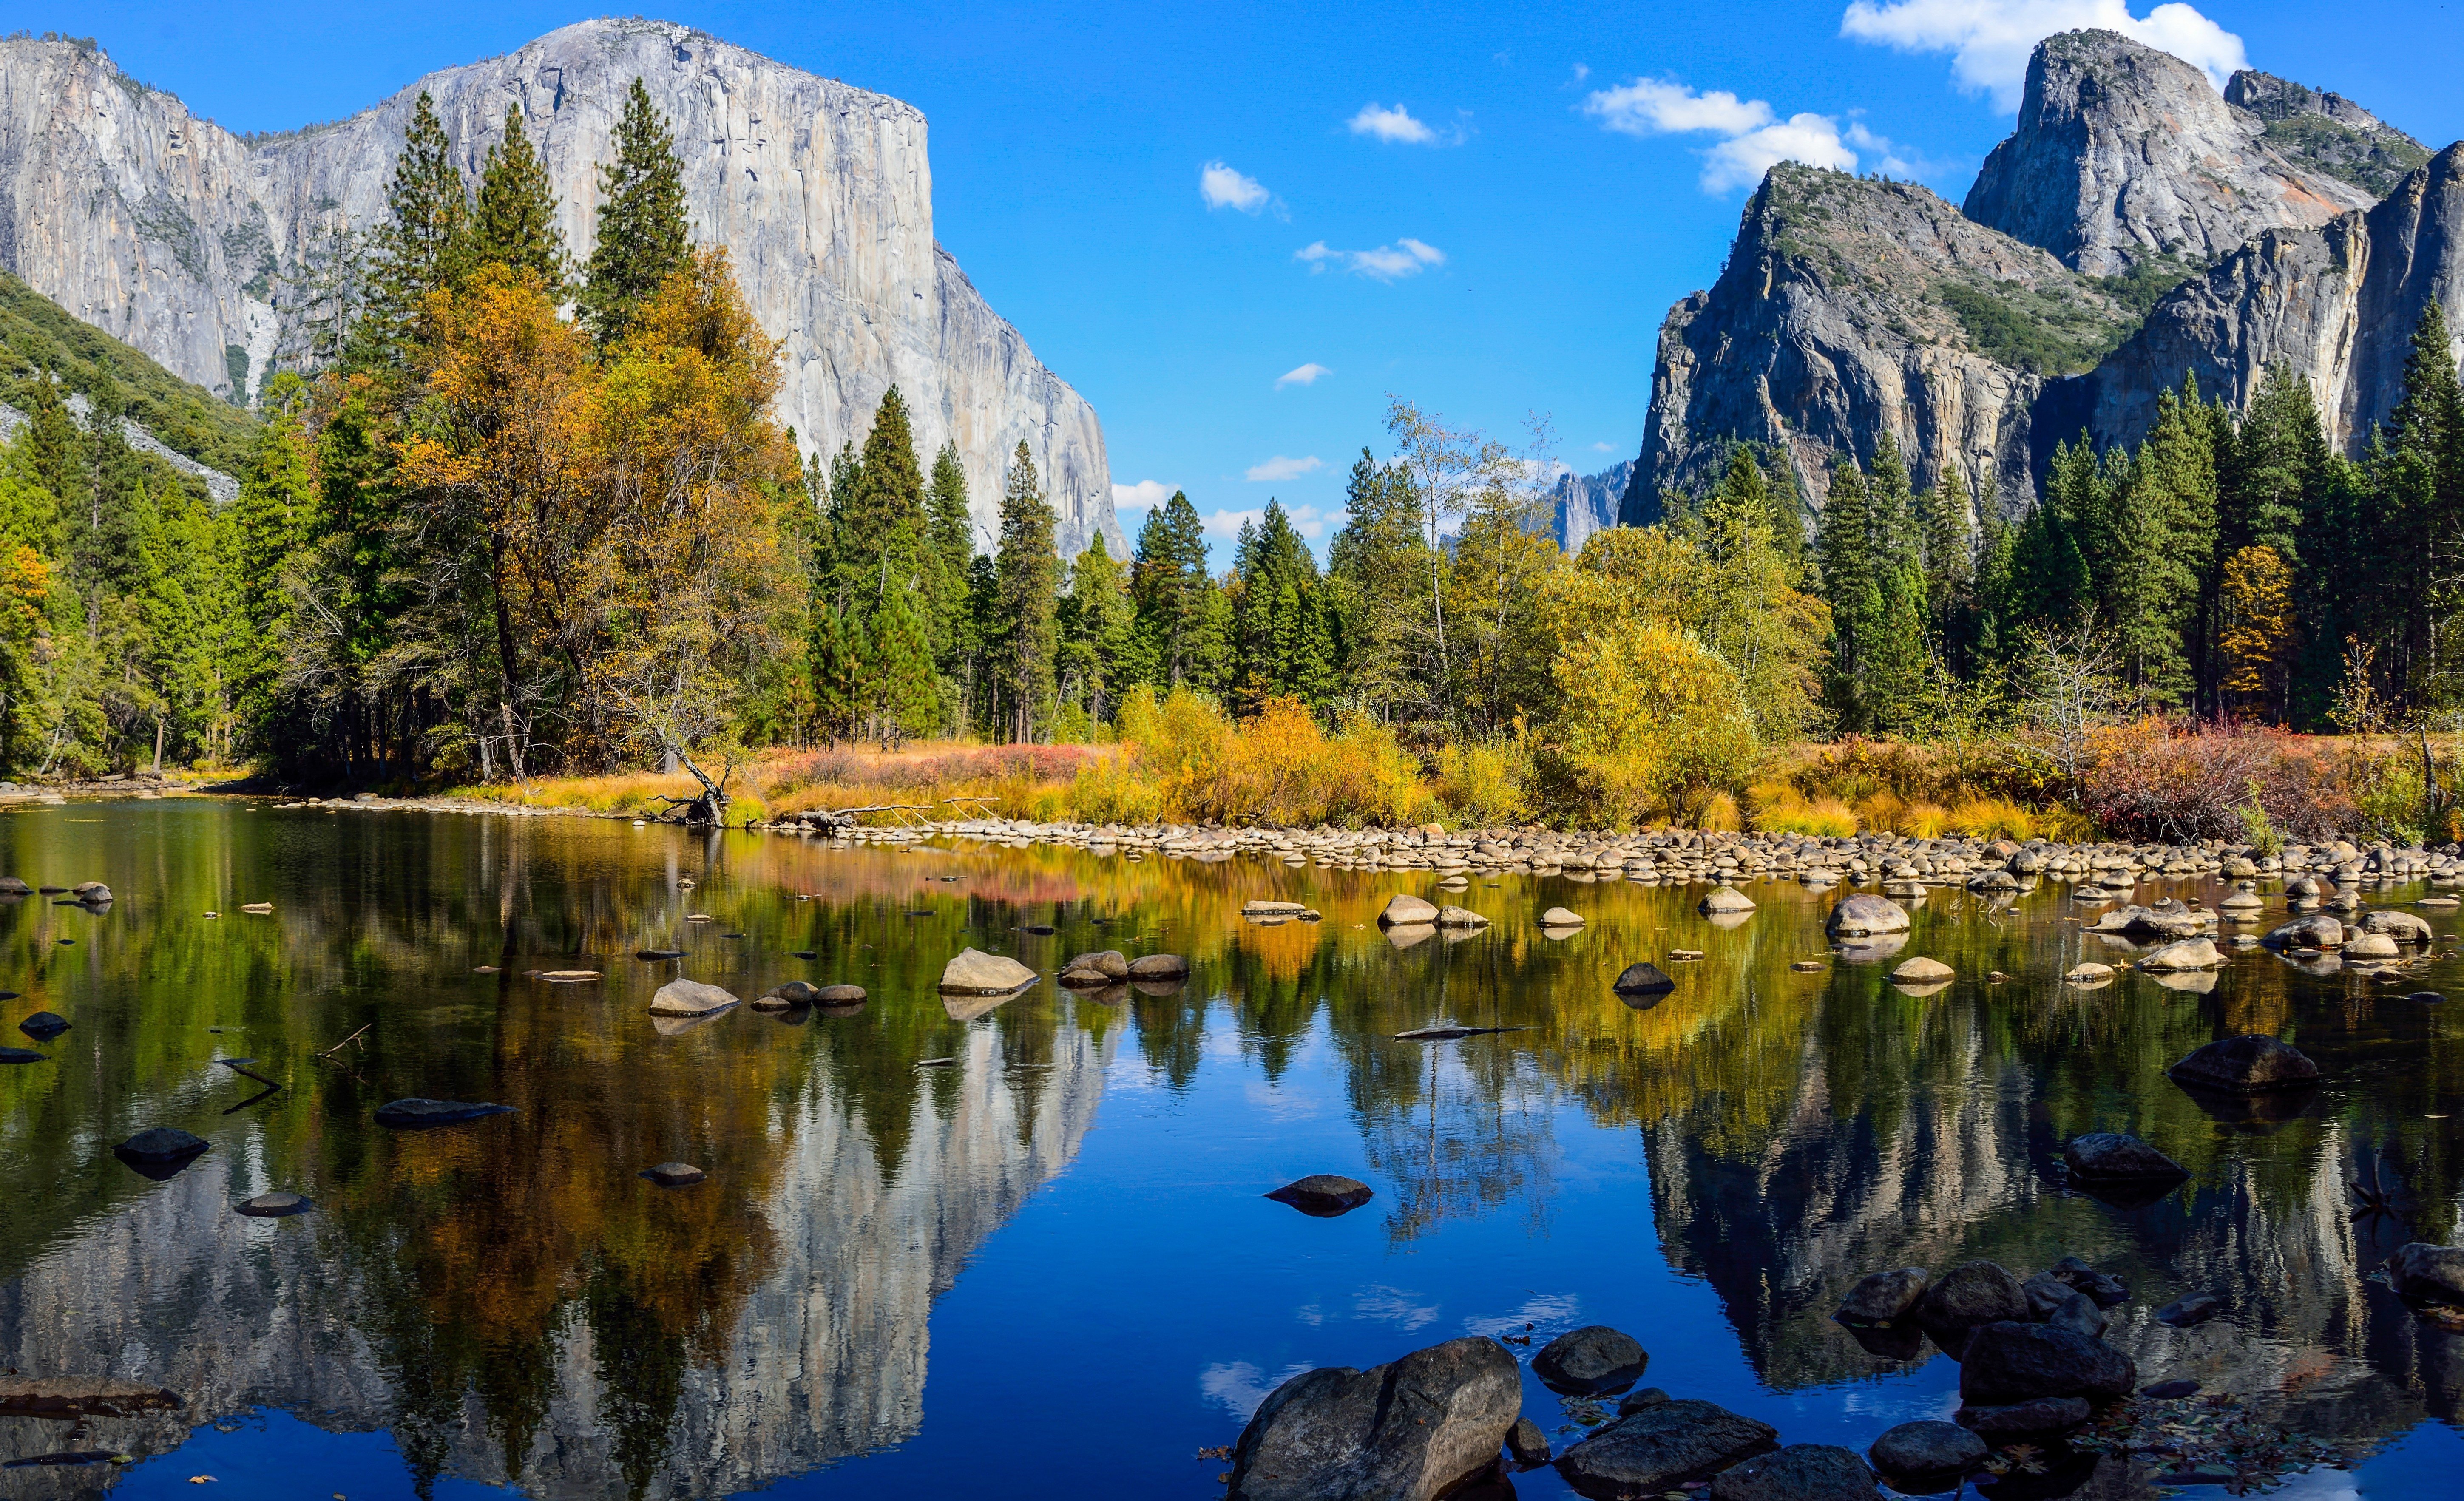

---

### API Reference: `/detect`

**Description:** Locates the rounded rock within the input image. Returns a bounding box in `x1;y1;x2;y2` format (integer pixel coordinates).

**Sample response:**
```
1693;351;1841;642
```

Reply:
1263;1174;1374;1217
1708;1444;1879;1501
1890;956;1953;985
1540;906;1584;927
1868;1421;1987;1486
1698;886;1756;915
2167;1034;2322;1094
236;1191;312;1218
1826;895;1909;939
1378;893;1440;927
1532;1324;1648;1395
641;1162;706;1187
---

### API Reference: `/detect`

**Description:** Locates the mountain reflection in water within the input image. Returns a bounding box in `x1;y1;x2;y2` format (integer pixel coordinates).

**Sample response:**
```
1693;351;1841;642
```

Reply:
0;800;2458;1499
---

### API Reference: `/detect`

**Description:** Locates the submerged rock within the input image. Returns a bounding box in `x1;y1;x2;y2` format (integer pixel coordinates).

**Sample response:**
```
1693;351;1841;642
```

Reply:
0;1046;48;1064
1959;1321;2136;1404
649;979;740;1016
1554;1398;1778;1500
1227;1335;1520;1501
2064;1132;2187;1183
1265;1174;1374;1217
635;948;686;960
1868;1422;1986;1487
1505;1416;1552;1466
2388;1243;2464;1303
1532;1325;1648;1395
1955;1396;2092;1439
938;948;1037;993
2156;1293;2222;1326
114;1126;207;1161
15;1012;67;1040
2168;1035;2322;1093
640;1162;706;1187
0;1377;182;1417
374;1098;516;1129
1707;1444;1879;1501
235;1191;312;1217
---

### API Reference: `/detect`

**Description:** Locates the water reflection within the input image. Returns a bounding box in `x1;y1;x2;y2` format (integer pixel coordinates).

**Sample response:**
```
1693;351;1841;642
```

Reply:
0;804;2459;1498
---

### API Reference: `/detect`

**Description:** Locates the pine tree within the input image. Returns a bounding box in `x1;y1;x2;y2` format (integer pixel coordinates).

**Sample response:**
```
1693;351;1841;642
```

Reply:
924;440;974;669
860;579;939;741
2370;299;2464;705
358;91;471;367
836;387;928;604
581;79;691;342
471;105;569;296
1325;448;1420;717
1920;466;1977;670
808;601;861;742
1058;533;1135;726
991;442;1060;741
231;377;317;744
1130;489;1215;689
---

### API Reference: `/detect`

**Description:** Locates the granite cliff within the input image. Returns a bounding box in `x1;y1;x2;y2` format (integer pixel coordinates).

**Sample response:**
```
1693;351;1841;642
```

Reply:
0;19;1120;555
1630;28;2455;530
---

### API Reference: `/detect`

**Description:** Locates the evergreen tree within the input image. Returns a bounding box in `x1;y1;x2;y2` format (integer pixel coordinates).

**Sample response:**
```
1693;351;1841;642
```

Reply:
2370;300;2464;705
581;79;691;342
1129;489;1217;690
1058;533;1135;726
991;442;1059;741
1228;500;1333;710
471;105;569;296
358;92;471;366
808;601;861;742
859;580;938;741
924;440;974;670
231;377;316;743
1325;448;1421;718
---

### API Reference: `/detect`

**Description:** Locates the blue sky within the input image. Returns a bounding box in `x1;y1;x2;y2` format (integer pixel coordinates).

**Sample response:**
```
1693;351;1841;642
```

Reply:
13;1;2462;562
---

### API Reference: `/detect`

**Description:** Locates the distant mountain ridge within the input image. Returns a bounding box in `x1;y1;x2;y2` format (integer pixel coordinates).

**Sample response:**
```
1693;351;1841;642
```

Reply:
1626;28;2458;532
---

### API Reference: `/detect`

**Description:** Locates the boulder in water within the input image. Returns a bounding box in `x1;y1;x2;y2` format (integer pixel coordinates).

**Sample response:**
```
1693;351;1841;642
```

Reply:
1825;895;1908;939
16;1011;68;1040
649;979;740;1016
236;1191;312;1217
2064;1132;2187;1182
1889;956;1953;985
1868;1421;1986;1489
2167;1035;2322;1093
2138;937;2222;970
1531;1325;1648;1395
1958;1321;2136;1404
1954;1397;2091;1439
1540;906;1584;927
1264;1174;1374;1217
1378;894;1440;927
1916;1261;2030;1334
1835;1267;1928;1325
1127;953;1190;980
1226;1335;1520;1501
1698;886;1755;915
1553;1398;1778;1499
937;948;1037;993
1706;1444;1879;1501
1612;962;1675;995
640;1162;706;1187
2388;1243;2464;1303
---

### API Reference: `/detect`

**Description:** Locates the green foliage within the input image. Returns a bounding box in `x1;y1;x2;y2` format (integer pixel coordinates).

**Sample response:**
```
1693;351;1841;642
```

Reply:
355;91;471;368
991;442;1060;741
2259;113;2430;198
0;270;259;475
471;106;569;297
581;79;691;343
1934;276;2145;375
1129;488;1223;693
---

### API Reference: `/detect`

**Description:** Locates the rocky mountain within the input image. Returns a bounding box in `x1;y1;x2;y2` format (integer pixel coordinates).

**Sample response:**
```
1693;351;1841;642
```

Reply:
2041;143;2464;461
1631;28;2456;531
1547;459;1632;550
0;20;1120;555
1964;30;2382;275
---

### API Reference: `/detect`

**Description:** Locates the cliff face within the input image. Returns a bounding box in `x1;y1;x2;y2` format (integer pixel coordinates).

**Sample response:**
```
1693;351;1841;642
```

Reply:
0;20;1119;555
2041;144;2464;461
1964;30;2377;275
1628;164;2132;527
1633;28;2450;522
1549;460;1631;551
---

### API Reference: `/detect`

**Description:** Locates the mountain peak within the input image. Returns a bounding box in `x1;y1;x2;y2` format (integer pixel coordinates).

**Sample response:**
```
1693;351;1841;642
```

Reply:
1964;28;2377;274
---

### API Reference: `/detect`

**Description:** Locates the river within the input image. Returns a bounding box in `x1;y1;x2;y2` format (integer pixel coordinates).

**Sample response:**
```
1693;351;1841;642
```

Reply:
0;798;2459;1498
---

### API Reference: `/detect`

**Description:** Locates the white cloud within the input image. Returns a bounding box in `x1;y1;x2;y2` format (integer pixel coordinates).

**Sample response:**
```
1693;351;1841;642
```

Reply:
1275;362;1331;389
1349;102;1436;143
1582;77;1858;193
1353;1285;1441;1333
1244;455;1323;483
1705;113;1859;191
1584;77;1774;137
1840;0;2248;109
1200;1361;1315;1421
1294;239;1445;280
1571;62;1590;82
1590;440;1617;452
1111;479;1175;511
1200;160;1271;213
1206;503;1339;544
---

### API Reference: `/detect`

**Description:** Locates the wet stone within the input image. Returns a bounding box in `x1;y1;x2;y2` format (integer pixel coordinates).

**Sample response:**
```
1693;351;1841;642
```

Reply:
2064;1132;2188;1182
1264;1174;1374;1217
1612;962;1675;995
1531;1325;1647;1395
374;1098;516;1129
1226;1336;1519;1501
1553;1398;1779;1500
641;1162;706;1187
1868;1421;1987;1487
0;1046;49;1064
1959;1321;2136;1404
16;1011;67;1040
2141;1379;2203;1399
1835;1267;1927;1325
1955;1397;2092;1439
2168;1034;2322;1093
1706;1443;1879;1501
236;1192;312;1217
2157;1293;2222;1327
1505;1416;1551;1467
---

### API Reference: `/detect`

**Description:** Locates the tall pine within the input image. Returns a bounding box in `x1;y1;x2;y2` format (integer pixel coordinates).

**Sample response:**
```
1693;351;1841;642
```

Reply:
581;79;691;342
471;105;569;295
991;443;1060;741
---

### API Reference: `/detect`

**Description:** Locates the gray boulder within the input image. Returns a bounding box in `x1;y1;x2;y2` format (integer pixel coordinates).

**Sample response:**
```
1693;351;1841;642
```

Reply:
2167;1034;2322;1093
650;979;741;1016
938;948;1037;993
1959;1320;2137;1404
1063;949;1130;981
815;983;867;1005
1531;1325;1648;1395
235;1191;312;1217
2359;909;2433;943
1127;953;1191;979
1435;905;1490;929
113;1126;207;1161
1825;895;1908;939
2265;914;2342;948
1868;1422;1986;1486
1226;1336;1520;1501
1379;894;1440;927
2138;936;2222;970
1708;1444;1879;1501
1916;1260;2030;1332
2388;1243;2464;1303
1555;1399;1779;1500
1835;1267;1928;1325
1699;886;1756;914
2048;1291;2109;1340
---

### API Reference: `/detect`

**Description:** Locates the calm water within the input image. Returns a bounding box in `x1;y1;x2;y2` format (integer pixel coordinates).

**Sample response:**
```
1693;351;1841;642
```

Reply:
3;799;2462;1500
